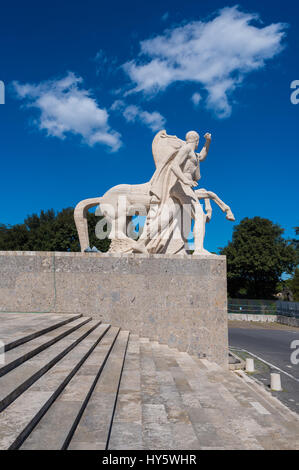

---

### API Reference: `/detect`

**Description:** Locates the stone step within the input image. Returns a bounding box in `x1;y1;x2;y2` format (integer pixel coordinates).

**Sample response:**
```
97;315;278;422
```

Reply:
0;317;91;377
171;348;299;450
138;339;177;450
1;316;299;451
0;313;82;351
0;323;111;450
108;334;142;450
0;319;100;412
150;340;201;450
20;327;120;450
68;330;130;450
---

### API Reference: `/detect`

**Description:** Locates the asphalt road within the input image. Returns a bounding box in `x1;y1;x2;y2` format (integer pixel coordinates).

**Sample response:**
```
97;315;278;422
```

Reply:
229;326;299;413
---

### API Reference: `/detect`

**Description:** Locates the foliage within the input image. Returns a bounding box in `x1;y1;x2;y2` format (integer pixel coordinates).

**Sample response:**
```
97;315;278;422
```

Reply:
0;208;110;252
285;227;299;301
290;268;299;302
276;278;294;301
220;217;297;299
291;226;299;263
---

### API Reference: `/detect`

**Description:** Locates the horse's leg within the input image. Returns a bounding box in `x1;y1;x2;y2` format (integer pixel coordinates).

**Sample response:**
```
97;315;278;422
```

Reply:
98;195;125;241
204;198;212;223
107;198;148;254
193;190;212;221
195;189;235;221
196;189;228;212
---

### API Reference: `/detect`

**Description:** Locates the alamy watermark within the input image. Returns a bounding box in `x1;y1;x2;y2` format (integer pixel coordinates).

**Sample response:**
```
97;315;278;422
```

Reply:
0;81;5;105
0;340;5;365
290;340;299;365
93;196;198;242
290;80;299;105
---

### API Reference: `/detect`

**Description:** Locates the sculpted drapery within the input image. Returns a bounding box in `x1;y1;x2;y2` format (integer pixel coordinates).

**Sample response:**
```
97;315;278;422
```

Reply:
138;130;193;254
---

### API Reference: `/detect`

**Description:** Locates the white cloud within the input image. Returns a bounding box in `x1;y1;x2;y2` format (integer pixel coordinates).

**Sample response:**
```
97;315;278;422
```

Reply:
110;99;125;111
13;72;122;151
123;104;139;122
111;100;166;131
138;109;166;131
93;49;118;77
123;6;287;118
191;92;202;107
161;12;169;22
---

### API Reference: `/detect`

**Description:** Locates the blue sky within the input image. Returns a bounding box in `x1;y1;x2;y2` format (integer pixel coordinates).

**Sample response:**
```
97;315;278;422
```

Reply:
0;0;298;252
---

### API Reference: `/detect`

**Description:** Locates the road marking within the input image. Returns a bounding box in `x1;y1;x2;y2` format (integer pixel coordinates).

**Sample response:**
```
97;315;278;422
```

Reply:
230;347;299;383
250;401;271;415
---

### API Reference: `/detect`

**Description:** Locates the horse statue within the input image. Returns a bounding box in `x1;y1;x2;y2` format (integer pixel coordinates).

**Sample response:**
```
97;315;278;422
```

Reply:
74;130;235;254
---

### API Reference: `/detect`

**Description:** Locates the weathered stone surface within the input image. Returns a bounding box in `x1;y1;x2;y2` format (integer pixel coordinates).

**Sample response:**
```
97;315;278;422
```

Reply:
0;251;228;366
0;317;90;376
68;331;129;450
0;314;299;450
0;319;100;412
277;315;299;327
0;321;107;449
0;312;81;351
20;325;116;450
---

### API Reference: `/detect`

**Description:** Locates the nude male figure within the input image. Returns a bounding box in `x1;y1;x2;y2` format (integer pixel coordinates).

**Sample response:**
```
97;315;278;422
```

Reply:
170;130;212;254
137;130;212;254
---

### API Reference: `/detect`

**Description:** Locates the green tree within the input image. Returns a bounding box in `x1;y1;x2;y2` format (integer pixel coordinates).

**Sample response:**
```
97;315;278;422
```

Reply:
0;208;110;252
220;217;297;299
291;226;299;263
290;268;299;301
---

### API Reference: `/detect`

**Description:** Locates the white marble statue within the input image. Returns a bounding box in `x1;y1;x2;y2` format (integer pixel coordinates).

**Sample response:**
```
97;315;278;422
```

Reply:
74;130;235;254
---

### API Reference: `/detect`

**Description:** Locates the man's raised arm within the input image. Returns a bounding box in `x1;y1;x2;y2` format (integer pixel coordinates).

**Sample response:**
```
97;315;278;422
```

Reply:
197;133;212;162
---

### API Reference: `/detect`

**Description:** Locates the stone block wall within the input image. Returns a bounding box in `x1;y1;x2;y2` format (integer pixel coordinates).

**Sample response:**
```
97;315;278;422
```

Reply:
0;251;228;367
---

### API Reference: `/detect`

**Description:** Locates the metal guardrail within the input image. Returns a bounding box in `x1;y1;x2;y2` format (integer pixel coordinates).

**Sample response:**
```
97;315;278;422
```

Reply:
276;301;299;318
228;299;299;317
228;299;277;315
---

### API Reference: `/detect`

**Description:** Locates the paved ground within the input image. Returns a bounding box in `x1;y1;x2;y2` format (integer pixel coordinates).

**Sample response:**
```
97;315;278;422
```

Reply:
229;323;299;414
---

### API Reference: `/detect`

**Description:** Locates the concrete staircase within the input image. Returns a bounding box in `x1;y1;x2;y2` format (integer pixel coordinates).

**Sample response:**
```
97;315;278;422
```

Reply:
0;313;298;450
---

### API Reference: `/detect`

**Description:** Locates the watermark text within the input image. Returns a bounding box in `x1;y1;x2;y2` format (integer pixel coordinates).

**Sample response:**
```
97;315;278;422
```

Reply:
290;340;299;365
290;80;299;105
0;81;5;105
0;340;5;365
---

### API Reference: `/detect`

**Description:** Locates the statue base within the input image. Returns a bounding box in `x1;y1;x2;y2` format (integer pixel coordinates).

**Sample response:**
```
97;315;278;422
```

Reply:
0;251;228;367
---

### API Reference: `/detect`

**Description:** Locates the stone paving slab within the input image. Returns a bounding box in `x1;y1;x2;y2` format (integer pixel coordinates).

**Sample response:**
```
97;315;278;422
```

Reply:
139;342;176;450
68;331;130;450
108;334;143;450
109;338;299;450
0;313;81;351
0;319;100;411
0;317;91;376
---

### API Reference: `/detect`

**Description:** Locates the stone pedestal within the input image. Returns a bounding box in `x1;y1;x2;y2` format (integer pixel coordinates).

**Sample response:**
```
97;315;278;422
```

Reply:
0;251;228;367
